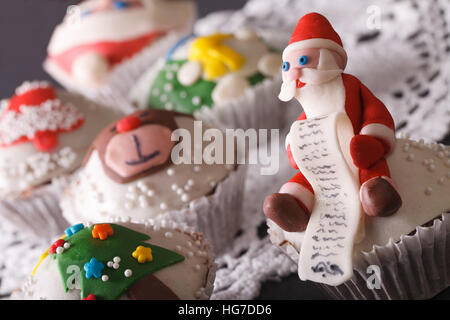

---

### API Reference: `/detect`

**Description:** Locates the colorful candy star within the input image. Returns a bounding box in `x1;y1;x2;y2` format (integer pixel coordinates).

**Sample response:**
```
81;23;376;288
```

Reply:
92;224;114;240
65;223;84;237
82;294;97;300
132;245;153;264
84;258;104;279
49;239;66;254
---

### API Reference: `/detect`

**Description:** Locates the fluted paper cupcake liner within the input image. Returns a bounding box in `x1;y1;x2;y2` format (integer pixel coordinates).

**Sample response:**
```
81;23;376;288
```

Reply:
319;213;450;300
0;176;72;240
195;76;286;131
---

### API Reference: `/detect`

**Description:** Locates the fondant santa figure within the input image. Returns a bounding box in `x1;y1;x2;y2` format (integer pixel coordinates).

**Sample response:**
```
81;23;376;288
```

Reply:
264;13;403;232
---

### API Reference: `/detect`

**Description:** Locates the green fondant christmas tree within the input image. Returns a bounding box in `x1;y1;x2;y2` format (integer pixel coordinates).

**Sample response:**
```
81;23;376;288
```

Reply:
53;224;184;300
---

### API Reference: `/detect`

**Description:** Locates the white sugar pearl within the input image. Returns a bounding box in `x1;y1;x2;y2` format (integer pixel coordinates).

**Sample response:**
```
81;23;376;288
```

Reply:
165;103;173;111
438;177;445;184
192;96;201;106
124;269;133;277
107;261;113;268
425;187;433;195
187;251;194;258
167;168;175;176
184;185;191;191
102;275;109;282
63;242;70;249
181;194;190;202
406;154;415;161
194;264;201;271
147;190;154;197
171;183;178;191
175;245;182;251
113;263;120;270
164;232;173;238
164;83;173;92
165;72;174;80
152;88;160;96
56;247;64;254
176;188;183;195
209;181;216;187
187;179;194;186
160;203;167;210
160;94;168;102
113;257;121;263
193;166;201;172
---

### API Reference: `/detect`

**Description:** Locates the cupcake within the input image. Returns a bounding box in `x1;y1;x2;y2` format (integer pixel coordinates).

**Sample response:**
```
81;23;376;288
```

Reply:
268;137;450;299
130;30;284;129
0;81;122;238
264;12;450;299
11;221;215;300
61;109;245;253
44;0;196;112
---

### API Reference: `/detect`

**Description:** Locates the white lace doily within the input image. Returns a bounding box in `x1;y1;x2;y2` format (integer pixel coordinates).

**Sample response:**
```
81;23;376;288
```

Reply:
1;0;449;299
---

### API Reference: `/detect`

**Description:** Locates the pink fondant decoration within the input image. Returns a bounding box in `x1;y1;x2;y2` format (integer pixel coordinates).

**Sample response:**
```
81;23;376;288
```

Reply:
105;124;175;178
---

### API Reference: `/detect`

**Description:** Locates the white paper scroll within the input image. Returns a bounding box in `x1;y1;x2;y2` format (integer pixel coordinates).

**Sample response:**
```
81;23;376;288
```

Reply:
288;112;363;286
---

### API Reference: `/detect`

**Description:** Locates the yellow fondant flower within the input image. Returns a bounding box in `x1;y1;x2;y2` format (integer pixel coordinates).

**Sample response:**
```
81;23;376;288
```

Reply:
132;246;153;264
189;33;245;81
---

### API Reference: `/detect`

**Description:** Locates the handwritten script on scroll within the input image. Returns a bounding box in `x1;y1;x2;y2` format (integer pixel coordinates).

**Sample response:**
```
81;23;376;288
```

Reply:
288;112;363;286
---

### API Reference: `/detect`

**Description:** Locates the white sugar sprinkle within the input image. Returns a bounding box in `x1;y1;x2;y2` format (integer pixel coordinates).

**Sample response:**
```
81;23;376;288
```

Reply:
124;269;133;277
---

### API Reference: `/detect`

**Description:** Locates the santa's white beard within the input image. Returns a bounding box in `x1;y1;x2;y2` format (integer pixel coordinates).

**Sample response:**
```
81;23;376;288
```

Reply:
278;80;297;102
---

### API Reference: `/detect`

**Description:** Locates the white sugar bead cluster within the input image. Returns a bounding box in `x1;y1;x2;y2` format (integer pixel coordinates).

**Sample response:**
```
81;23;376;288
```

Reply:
4;146;77;182
0;100;85;145
401;139;450;195
124;181;155;210
15;81;51;96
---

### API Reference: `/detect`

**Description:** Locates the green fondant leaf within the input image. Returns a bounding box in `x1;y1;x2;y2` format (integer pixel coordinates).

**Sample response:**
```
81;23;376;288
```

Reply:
56;224;184;300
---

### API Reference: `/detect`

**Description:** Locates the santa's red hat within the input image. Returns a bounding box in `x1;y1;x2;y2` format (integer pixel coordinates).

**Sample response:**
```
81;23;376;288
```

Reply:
283;13;347;67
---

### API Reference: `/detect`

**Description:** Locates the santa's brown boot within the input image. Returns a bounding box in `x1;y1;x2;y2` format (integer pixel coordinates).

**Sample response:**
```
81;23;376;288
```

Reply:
263;193;310;232
360;177;402;217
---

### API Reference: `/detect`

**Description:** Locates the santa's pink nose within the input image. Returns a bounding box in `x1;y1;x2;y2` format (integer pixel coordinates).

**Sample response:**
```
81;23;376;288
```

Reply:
116;115;141;133
285;68;302;81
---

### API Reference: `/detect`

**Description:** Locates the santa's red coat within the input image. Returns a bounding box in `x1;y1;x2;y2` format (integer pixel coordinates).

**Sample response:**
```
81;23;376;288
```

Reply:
287;73;396;194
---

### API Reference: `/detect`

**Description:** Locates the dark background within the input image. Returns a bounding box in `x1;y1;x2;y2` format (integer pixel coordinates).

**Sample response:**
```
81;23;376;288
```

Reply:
0;0;448;300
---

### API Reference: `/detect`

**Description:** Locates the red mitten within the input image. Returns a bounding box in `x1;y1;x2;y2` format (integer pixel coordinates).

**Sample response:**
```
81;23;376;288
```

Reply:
287;144;299;170
350;135;385;169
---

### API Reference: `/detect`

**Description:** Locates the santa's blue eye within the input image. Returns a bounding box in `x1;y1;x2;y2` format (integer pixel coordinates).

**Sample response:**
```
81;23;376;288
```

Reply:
114;1;130;9
299;56;308;65
282;62;290;72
